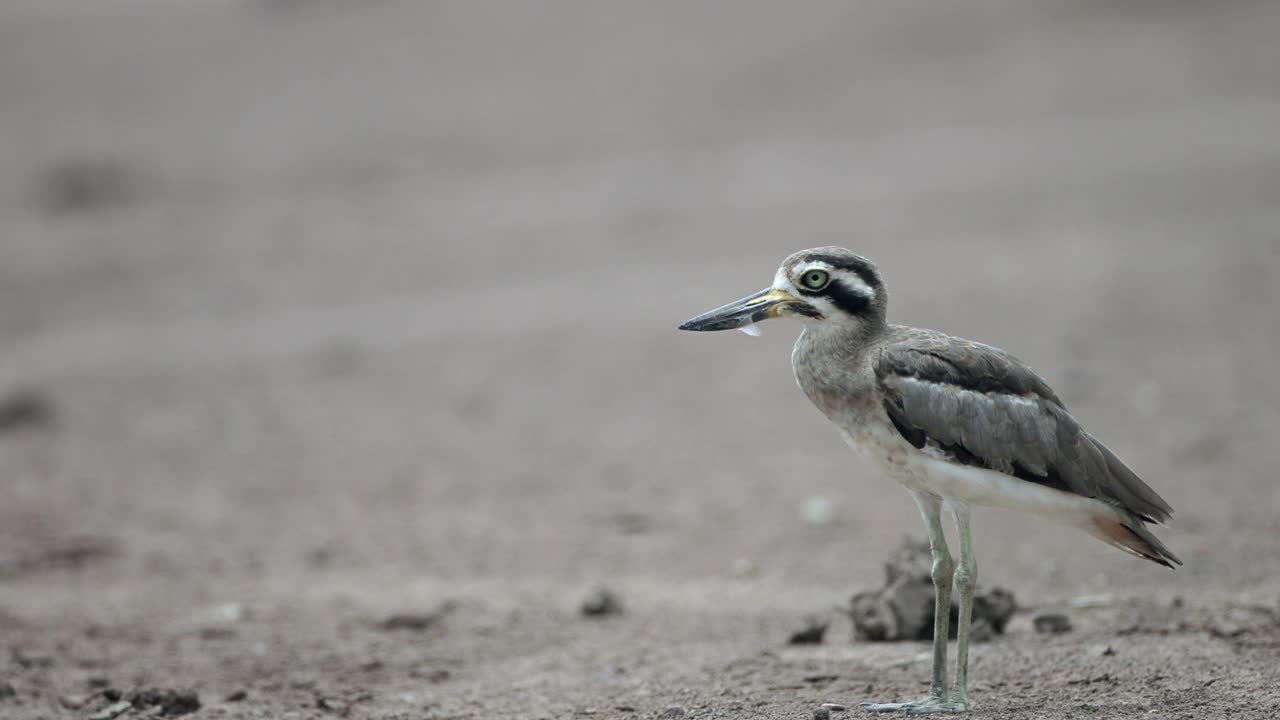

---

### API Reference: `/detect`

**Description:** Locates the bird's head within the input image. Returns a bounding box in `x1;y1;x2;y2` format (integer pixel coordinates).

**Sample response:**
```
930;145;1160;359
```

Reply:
678;247;886;336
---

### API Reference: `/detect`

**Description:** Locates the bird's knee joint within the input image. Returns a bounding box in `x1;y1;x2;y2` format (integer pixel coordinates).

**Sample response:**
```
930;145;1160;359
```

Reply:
954;561;977;592
930;554;954;585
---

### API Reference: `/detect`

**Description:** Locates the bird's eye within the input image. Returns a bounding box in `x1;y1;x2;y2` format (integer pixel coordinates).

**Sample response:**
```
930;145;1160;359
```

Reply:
801;270;830;290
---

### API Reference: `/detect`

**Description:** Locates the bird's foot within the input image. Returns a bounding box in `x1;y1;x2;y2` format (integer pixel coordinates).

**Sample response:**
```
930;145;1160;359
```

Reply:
862;697;967;714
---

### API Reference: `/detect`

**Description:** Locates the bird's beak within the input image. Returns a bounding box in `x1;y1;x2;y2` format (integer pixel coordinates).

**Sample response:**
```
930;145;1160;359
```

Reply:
678;287;801;332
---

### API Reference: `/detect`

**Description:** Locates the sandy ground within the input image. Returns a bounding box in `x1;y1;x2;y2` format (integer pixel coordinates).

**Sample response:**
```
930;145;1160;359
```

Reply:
2;1;1280;718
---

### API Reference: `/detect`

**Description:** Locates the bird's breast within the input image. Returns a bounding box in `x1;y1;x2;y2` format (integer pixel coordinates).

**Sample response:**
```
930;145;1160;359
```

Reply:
791;340;879;423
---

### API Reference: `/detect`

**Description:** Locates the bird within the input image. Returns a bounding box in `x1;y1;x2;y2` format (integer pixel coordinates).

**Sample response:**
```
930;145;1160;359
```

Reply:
677;247;1179;715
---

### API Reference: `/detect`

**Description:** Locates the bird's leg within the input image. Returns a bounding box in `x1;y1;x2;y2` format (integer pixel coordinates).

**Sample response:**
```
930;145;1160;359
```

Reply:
947;501;976;711
922;493;954;702
864;493;964;714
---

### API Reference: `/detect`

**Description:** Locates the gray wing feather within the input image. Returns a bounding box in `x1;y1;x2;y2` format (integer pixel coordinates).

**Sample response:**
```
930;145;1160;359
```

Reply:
876;333;1174;524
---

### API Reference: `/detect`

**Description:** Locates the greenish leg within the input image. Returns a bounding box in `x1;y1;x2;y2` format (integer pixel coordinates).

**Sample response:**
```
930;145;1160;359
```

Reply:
864;493;965;714
921;493;954;701
947;501;976;711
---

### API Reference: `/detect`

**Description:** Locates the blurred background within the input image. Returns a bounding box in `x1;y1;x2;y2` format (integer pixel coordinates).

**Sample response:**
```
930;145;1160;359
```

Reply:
1;2;1278;719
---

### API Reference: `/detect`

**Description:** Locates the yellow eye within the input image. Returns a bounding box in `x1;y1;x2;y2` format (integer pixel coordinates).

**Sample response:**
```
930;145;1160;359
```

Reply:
801;270;830;290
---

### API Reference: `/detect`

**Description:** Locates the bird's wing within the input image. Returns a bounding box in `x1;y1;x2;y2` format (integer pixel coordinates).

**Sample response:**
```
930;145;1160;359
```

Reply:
875;335;1174;524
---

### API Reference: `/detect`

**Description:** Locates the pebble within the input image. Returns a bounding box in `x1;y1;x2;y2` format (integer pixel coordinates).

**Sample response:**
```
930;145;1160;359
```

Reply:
801;496;835;526
380;612;442;631
662;705;686;718
1068;594;1114;609
1033;613;1073;634
85;701;133;720
580;587;623;617
788;615;829;645
0;388;56;434
731;557;759;578
813;708;831;720
124;687;201;716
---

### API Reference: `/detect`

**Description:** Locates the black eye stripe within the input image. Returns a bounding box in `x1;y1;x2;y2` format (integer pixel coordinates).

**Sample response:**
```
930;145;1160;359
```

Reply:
813;278;873;316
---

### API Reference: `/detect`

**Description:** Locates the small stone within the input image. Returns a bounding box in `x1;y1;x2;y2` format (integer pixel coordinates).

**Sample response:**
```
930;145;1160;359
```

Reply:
0;388;57;434
813;708;831;720
206;603;245;624
820;703;847;712
1068;594;1114;609
731;557;759;578
381;612;441;631
124;687;201;716
86;701;133;720
614;513;651;535
225;690;248;702
1033;613;1073;634
788;615;829;645
580;587;623;618
33;159;139;216
801;496;835;526
0;682;14;700
662;706;686;718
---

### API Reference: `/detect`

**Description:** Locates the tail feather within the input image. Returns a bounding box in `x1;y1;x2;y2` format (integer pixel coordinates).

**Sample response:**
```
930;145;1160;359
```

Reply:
1087;507;1183;568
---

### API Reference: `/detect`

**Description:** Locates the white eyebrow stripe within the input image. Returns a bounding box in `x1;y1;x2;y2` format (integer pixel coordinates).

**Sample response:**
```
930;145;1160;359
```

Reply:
834;272;876;297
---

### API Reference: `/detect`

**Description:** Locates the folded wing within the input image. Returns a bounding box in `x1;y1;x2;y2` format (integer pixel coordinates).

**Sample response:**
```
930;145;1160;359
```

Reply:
875;335;1174;525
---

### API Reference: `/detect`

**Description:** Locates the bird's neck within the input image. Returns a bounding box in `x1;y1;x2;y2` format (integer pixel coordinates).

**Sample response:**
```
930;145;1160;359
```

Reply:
791;321;886;420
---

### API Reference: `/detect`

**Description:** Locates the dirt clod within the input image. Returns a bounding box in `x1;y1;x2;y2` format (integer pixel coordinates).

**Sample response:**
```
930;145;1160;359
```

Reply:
34;158;139;216
813;707;831;720
788;614;829;645
379;602;454;632
0;389;57;434
661;705;686;718
0;682;14;700
380;612;440;631
847;538;1017;641
1033;613;1073;634
580;587;623;618
0;536;116;581
124;687;201;716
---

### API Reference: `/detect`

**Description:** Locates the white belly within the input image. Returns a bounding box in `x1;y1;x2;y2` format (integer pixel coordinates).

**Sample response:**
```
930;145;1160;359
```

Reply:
841;422;1101;527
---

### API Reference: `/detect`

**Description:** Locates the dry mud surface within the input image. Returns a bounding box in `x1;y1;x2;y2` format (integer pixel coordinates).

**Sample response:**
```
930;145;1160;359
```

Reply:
1;2;1279;719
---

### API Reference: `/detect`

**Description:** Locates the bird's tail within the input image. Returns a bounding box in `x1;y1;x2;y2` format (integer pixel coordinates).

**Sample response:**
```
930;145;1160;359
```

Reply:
1086;507;1183;569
